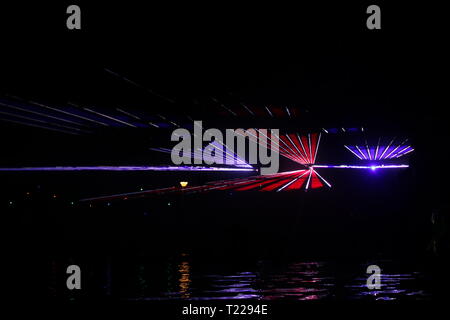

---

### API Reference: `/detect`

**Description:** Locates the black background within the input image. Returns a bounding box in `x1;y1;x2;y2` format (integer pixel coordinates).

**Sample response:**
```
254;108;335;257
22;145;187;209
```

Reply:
1;0;449;314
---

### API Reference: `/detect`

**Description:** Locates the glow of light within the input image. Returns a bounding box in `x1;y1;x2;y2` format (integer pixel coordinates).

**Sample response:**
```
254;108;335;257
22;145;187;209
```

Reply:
180;181;188;188
322;128;328;133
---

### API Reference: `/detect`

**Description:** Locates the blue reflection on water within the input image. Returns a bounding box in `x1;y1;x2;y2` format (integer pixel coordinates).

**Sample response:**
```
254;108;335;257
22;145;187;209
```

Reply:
123;257;431;301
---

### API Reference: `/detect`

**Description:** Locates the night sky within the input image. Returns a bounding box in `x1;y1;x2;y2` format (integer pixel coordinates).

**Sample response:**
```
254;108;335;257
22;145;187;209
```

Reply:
1;1;449;309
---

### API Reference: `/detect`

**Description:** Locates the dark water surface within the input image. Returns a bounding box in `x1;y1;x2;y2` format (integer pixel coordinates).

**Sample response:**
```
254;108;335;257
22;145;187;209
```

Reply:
49;255;434;301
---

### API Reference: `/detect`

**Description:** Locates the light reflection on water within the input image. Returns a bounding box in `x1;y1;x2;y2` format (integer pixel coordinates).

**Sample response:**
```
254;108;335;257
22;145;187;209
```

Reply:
178;261;191;299
345;272;429;301
124;257;431;301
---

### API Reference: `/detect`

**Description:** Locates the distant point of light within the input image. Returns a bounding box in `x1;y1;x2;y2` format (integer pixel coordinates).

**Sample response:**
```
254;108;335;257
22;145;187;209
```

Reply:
180;181;188;188
322;128;328;134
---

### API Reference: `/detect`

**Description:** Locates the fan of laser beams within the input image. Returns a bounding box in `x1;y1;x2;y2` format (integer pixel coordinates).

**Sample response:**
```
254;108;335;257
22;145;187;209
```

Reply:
150;140;252;168
345;137;414;160
80;168;331;203
246;130;321;166
278;132;321;165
